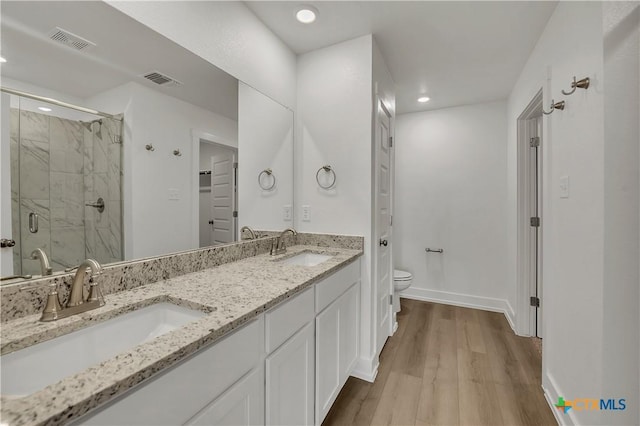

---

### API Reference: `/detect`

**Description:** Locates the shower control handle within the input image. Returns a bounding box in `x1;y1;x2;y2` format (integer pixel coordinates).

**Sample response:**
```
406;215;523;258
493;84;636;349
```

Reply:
86;197;105;213
1;238;16;248
379;239;388;247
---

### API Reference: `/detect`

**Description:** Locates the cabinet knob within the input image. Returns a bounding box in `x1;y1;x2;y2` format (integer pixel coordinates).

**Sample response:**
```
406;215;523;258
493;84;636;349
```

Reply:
379;239;388;247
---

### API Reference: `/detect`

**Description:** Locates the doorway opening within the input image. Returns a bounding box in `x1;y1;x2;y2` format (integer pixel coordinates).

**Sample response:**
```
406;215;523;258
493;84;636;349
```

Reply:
198;139;238;247
517;90;543;338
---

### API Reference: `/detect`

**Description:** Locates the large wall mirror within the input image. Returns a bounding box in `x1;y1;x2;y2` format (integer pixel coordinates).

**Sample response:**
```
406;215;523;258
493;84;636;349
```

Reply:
0;1;294;281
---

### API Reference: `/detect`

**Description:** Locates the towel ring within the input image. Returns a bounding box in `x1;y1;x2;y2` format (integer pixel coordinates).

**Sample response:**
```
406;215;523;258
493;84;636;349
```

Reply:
316;165;336;189
258;168;276;191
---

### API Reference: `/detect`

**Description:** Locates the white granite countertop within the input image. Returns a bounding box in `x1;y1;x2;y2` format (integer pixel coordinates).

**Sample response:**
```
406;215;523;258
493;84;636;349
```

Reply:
0;245;362;426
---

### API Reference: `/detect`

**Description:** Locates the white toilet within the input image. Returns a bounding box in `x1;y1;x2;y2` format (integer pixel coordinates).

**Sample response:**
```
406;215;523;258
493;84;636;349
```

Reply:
393;269;413;313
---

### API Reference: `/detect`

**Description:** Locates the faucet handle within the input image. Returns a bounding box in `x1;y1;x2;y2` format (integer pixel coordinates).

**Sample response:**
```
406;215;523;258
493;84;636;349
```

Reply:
40;283;63;322
87;278;105;306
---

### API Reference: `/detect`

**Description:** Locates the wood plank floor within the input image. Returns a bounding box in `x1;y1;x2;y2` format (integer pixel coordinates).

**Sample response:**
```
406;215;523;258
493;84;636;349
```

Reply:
322;299;557;426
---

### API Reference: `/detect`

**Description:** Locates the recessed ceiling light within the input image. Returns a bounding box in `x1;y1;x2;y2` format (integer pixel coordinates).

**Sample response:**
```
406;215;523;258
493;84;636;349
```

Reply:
38;106;52;112
295;5;318;24
417;96;430;103
0;57;6;63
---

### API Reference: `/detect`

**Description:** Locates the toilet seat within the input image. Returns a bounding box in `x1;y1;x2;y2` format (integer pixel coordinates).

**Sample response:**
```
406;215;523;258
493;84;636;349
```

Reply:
394;269;412;281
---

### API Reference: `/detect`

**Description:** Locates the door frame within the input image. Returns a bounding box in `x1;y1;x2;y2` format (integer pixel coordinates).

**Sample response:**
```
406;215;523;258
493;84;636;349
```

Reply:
191;130;237;248
372;96;394;357
516;90;544;337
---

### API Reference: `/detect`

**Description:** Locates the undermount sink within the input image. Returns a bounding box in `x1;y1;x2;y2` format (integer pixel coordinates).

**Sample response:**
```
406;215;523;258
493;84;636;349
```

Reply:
280;252;333;267
1;302;206;397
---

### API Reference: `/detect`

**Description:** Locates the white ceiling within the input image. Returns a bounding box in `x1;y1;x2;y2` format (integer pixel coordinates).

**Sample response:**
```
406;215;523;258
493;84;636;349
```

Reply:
0;1;238;120
245;1;557;114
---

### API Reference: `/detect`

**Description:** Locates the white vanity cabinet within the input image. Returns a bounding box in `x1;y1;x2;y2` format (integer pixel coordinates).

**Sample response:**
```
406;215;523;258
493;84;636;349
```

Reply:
265;287;315;426
76;317;265;426
73;259;361;426
315;261;360;425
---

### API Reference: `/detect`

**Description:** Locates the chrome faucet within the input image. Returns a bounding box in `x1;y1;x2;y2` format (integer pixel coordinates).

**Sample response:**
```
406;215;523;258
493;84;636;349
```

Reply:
240;226;258;240
40;258;105;322
30;248;52;276
270;228;297;256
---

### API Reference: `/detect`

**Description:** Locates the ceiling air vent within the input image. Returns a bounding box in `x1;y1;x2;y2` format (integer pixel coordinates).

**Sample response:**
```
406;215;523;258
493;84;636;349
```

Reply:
141;71;183;87
48;27;96;51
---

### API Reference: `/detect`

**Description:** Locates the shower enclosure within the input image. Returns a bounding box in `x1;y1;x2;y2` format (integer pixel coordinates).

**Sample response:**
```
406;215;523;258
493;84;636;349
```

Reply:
7;94;123;275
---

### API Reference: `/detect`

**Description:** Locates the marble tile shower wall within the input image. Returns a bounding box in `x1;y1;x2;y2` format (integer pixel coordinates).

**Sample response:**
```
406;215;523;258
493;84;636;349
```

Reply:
83;118;123;265
9;109;123;275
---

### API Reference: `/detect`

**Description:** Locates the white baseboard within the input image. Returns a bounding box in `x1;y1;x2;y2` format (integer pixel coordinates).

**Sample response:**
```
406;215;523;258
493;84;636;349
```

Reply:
542;372;575;426
400;287;516;332
351;355;379;383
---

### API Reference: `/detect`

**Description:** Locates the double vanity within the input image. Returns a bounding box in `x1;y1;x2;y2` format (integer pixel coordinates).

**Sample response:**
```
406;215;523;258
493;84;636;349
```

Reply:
0;233;363;426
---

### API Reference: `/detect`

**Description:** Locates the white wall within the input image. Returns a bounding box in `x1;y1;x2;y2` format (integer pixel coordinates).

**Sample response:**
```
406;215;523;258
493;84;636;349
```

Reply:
296;35;376;378
107;1;297;110
0;94;12;275
238;82;293;232
395;101;510;317
602;2;639;423
507;2;638;424
88;82;238;259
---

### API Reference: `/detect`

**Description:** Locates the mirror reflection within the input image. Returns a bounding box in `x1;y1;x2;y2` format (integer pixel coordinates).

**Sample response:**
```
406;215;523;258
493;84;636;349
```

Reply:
0;1;294;280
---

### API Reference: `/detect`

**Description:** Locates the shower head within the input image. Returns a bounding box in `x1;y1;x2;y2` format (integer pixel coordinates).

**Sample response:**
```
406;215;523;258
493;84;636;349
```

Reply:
80;118;103;132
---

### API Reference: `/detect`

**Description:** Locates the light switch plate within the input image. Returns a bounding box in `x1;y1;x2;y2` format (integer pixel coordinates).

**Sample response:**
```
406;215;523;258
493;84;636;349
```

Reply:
559;176;569;198
283;205;292;221
302;205;311;222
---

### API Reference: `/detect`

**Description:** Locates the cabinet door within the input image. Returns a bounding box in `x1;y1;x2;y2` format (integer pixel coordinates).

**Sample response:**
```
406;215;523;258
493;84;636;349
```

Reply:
315;300;340;425
186;366;264;426
266;322;314;426
339;283;359;382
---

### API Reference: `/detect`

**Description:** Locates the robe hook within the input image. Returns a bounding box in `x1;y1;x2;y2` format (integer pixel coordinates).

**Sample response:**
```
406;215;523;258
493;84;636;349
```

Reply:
542;99;565;115
561;76;590;96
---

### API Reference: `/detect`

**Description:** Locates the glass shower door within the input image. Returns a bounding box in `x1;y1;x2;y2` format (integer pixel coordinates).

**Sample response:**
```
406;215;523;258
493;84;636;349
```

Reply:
7;95;123;276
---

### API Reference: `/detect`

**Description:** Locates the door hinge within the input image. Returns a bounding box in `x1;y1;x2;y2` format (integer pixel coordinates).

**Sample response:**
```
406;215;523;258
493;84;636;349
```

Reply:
390;215;393;226
389;136;393;148
530;217;540;227
530;136;540;148
389;294;393;305
232;211;238;218
233;162;238;169
530;296;540;308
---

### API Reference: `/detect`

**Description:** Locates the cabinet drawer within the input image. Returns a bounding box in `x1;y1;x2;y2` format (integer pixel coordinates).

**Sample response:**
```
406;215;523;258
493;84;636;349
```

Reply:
77;316;264;425
266;286;314;353
315;260;360;313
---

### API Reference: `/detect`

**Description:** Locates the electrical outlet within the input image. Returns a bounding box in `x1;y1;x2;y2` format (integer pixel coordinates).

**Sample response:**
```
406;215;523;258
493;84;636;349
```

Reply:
559;176;569;198
302;205;311;222
283;205;292;221
168;188;180;200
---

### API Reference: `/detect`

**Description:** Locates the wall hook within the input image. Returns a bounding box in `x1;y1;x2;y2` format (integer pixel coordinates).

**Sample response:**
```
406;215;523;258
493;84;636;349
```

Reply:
173;149;182;157
145;144;155;151
542;99;565;115
561;76;590;96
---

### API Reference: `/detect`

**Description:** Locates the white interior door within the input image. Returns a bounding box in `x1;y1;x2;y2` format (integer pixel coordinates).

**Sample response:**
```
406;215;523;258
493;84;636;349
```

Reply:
375;100;393;356
211;152;236;244
527;116;543;338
